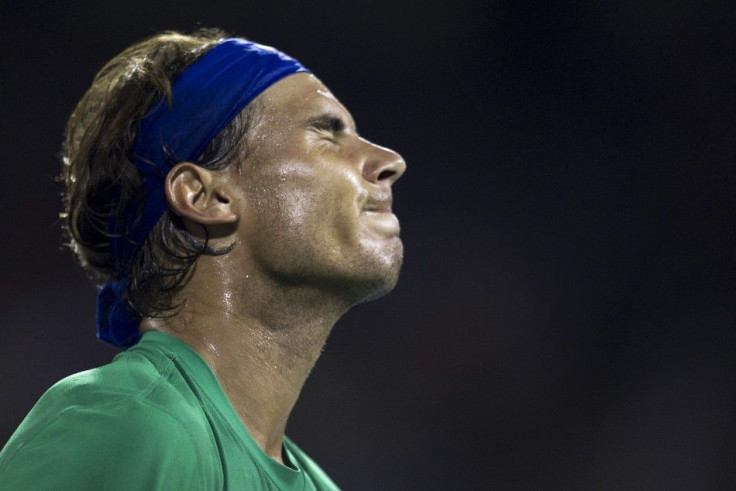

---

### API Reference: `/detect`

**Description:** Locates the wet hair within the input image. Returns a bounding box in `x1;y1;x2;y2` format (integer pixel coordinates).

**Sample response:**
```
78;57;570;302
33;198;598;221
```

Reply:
61;29;258;320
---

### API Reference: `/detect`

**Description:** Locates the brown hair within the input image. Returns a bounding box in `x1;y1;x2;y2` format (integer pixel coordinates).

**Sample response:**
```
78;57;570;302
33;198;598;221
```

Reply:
61;28;258;320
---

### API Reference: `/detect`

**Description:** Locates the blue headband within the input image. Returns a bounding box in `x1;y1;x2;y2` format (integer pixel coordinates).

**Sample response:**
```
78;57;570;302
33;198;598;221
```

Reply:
96;38;309;349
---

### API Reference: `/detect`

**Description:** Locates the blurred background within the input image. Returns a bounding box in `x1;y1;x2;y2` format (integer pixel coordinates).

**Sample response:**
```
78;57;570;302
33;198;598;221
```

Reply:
1;0;734;488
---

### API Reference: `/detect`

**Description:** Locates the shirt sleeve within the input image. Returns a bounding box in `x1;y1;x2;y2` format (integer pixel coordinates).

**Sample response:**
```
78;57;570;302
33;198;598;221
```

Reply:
0;397;215;490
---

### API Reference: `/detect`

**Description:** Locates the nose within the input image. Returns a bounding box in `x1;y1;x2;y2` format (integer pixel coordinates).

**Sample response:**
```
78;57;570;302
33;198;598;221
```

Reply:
360;137;407;186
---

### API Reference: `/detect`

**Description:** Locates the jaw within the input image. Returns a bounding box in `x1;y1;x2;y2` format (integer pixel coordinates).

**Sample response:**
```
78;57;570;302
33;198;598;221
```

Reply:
339;238;404;306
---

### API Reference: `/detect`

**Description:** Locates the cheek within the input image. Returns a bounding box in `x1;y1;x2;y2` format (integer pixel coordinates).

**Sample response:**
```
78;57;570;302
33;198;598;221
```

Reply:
329;173;364;240
273;184;317;227
245;154;364;246
248;163;332;231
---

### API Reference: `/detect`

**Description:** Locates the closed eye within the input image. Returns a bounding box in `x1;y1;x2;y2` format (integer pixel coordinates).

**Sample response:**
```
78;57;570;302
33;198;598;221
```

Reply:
308;114;347;134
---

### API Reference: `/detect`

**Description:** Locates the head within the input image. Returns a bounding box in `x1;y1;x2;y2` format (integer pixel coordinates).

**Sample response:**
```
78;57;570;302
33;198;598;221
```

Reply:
223;73;406;305
62;29;405;348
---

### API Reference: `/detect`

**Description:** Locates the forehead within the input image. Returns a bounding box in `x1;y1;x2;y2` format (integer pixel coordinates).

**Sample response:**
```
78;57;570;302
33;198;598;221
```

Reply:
254;72;355;128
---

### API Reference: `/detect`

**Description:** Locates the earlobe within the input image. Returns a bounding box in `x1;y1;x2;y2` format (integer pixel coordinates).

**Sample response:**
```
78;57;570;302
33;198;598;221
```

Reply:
165;162;238;225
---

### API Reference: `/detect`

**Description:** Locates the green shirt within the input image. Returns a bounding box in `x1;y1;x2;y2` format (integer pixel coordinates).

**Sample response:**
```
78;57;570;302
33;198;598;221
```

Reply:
0;331;338;490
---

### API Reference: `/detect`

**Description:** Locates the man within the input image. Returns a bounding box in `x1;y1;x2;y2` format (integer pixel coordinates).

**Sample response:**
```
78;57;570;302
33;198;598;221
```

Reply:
0;29;405;489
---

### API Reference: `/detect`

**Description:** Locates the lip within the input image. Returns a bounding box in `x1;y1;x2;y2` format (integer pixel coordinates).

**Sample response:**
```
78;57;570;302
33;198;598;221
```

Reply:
364;204;392;213
363;209;400;235
362;193;393;214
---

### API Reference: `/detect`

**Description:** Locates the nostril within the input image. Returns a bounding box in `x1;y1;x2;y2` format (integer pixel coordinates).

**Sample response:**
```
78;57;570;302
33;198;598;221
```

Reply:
377;169;396;181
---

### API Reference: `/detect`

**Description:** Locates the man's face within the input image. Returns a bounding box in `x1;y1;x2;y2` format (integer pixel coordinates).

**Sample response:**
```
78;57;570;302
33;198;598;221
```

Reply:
233;73;406;303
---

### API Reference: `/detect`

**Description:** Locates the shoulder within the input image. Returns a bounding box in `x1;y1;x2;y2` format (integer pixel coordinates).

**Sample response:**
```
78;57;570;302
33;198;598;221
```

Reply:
0;356;221;489
10;349;213;447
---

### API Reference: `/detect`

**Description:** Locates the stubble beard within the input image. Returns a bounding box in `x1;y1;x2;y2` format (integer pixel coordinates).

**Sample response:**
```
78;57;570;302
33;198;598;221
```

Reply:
342;238;404;307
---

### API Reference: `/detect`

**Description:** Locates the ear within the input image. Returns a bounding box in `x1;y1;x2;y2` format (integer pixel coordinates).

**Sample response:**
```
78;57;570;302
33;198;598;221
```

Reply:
165;162;237;225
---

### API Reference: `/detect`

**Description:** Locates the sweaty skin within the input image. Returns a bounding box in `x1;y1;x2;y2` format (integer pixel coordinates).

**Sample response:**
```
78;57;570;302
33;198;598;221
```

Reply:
141;73;406;463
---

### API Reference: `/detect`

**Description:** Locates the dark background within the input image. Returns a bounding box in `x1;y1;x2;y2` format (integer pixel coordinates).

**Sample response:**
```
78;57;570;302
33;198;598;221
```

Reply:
1;0;734;488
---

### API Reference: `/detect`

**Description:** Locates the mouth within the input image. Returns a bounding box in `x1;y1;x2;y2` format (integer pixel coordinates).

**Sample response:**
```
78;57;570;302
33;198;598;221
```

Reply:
364;204;392;214
363;193;394;214
362;196;400;236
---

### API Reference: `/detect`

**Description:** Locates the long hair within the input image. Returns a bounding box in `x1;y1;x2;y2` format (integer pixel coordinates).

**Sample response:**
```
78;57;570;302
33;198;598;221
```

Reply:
61;29;258;320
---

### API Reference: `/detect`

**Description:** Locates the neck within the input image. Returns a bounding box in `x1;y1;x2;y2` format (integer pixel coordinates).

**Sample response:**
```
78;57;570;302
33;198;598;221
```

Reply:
140;257;351;463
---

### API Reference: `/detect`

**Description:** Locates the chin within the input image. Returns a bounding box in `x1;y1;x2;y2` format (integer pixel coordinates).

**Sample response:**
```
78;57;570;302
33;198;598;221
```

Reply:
351;247;404;305
354;276;400;305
